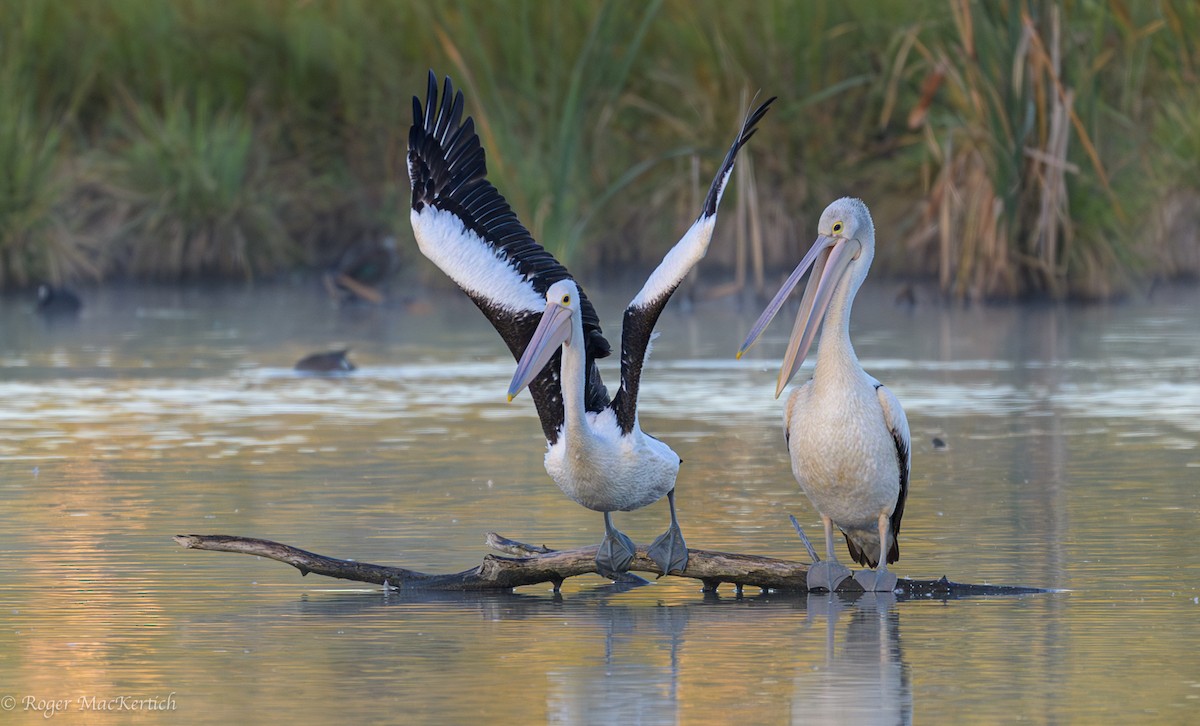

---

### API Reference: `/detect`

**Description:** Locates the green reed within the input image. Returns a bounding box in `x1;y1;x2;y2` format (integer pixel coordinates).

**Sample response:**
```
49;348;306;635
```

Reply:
0;68;90;287
100;96;295;279
0;0;1194;298
891;0;1196;299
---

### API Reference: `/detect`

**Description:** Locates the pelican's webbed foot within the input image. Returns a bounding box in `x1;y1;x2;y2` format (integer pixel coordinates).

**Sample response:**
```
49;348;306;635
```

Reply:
596;516;637;580
647;489;689;575
806;560;852;592
648;524;688;576
853;566;897;592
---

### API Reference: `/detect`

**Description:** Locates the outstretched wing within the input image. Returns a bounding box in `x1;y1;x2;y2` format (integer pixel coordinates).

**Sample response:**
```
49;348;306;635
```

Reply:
407;72;611;443
610;96;775;434
875;382;910;564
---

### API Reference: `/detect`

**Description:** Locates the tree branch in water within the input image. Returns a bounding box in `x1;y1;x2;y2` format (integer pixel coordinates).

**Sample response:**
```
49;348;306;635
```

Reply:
173;533;1047;597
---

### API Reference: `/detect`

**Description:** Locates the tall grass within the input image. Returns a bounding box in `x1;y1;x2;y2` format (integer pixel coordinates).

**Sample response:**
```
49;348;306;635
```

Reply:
0;70;100;286
99;97;294;279
414;0;667;263
0;0;1194;298
896;0;1194;300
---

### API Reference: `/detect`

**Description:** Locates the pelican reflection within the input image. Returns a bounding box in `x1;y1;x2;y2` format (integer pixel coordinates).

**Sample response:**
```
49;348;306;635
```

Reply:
792;592;912;724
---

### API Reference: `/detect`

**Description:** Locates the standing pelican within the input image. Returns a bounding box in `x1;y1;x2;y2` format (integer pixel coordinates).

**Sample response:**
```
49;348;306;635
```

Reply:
408;72;772;578
738;198;910;592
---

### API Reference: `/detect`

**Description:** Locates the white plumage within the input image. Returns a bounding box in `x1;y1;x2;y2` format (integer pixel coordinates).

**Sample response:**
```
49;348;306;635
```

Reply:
409;72;774;578
740;197;910;592
540;291;679;513
630;216;716;308
410;205;545;314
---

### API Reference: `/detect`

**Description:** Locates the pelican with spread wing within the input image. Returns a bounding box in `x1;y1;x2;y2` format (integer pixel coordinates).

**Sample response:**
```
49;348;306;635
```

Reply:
408;71;772;578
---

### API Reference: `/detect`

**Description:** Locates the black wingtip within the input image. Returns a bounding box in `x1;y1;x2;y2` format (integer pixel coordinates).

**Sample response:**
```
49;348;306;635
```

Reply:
697;94;775;219
424;70;438;131
735;95;776;152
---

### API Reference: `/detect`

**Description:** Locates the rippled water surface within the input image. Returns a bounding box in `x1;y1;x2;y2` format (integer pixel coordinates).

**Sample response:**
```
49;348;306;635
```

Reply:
2;282;1198;723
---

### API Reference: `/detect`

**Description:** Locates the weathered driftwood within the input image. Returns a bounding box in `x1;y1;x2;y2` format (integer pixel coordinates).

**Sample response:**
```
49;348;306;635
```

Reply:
174;533;1047;598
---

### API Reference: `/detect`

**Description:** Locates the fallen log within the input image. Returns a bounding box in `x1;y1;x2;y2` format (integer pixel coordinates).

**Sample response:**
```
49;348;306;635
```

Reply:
174;532;1048;598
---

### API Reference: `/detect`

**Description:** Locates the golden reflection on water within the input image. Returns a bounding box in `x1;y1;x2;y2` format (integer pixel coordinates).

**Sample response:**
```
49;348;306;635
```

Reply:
1;283;1199;723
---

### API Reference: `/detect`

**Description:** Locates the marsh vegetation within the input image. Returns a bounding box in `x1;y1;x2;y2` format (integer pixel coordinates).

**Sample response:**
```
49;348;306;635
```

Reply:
1;0;1196;299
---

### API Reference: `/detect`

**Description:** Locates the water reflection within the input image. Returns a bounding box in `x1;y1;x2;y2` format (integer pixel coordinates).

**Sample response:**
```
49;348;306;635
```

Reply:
2;282;1200;722
274;587;913;725
543;599;687;725
794;593;911;725
272;586;916;724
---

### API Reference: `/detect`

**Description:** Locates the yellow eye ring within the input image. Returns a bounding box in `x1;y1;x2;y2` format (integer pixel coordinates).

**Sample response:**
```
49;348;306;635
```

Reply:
832;221;844;234
561;294;571;304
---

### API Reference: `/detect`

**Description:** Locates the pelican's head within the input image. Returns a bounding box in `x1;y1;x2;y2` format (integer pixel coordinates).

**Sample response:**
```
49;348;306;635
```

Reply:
507;279;581;401
736;197;876;398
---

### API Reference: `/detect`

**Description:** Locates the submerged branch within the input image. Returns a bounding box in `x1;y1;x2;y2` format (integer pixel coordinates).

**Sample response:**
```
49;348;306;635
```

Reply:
174;533;1048;598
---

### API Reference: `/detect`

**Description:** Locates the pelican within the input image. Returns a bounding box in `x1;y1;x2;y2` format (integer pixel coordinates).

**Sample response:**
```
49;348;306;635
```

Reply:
738;198;910;592
408;72;772;578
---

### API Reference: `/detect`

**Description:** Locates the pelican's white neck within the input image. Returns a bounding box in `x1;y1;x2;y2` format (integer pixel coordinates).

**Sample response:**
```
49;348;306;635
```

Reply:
559;308;589;436
815;276;858;373
814;247;872;380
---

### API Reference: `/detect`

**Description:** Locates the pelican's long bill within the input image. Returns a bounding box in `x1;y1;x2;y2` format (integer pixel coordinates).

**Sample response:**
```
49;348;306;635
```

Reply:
507;300;574;401
737;234;863;398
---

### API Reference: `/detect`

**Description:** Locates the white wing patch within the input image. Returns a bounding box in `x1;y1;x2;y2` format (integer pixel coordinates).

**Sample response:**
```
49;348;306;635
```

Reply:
411;206;545;313
629;215;716;308
875;383;911;474
642;331;660;365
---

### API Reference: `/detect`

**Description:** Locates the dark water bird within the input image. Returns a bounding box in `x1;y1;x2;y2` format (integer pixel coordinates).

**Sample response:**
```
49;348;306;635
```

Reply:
738;198;910;592
36;285;82;316
294;349;356;373
408;71;773;578
324;234;401;305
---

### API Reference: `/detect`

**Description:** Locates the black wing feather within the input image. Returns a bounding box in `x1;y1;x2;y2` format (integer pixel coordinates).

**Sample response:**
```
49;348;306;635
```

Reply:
408;71;612;442
886;430;908;564
610;96;775;434
701;97;774;218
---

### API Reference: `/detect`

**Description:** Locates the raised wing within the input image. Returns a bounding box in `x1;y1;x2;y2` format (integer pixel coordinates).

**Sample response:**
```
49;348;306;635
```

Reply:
610;96;775;434
407;72;611;442
875;381;910;564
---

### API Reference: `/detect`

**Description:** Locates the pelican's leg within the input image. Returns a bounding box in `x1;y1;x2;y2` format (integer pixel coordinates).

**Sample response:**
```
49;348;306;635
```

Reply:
596;512;637;579
853;513;898;592
647;488;689;575
806;515;852;592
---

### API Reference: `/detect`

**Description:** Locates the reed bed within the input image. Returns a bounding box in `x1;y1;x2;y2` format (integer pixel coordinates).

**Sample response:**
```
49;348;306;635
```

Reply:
0;0;1194;299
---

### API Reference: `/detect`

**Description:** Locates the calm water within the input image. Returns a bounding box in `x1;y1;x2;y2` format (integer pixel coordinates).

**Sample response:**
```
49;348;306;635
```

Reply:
1;280;1198;724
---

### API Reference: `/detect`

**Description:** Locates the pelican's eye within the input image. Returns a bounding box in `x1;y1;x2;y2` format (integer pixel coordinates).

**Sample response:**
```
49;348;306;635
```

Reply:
832;221;844;235
561;293;571;305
